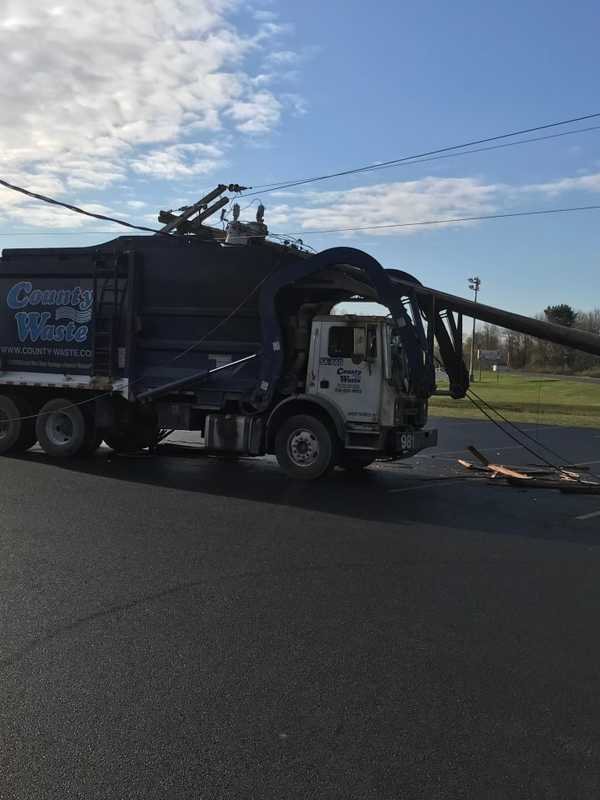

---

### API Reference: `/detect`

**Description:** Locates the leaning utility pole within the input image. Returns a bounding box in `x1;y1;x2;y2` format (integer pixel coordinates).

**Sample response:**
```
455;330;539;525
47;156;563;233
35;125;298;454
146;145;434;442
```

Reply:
468;276;481;381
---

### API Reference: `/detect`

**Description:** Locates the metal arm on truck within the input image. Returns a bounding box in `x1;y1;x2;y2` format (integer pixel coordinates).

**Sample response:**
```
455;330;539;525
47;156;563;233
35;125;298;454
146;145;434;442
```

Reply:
248;247;600;411
128;243;600;410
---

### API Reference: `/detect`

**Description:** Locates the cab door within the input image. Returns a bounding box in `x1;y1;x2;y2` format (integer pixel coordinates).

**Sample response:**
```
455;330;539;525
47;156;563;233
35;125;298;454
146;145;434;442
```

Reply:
314;321;382;423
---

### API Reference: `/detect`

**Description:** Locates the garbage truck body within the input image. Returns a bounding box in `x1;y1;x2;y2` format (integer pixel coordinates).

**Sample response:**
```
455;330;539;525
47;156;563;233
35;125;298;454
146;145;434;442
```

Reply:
0;233;598;479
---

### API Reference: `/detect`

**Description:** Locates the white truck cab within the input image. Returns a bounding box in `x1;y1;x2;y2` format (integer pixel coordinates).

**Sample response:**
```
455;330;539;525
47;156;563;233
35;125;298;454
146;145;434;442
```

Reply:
206;313;437;480
300;314;437;463
308;315;393;426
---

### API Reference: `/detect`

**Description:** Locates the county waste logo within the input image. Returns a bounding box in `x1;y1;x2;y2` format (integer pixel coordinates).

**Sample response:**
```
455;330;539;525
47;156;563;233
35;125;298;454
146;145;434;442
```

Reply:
6;281;94;344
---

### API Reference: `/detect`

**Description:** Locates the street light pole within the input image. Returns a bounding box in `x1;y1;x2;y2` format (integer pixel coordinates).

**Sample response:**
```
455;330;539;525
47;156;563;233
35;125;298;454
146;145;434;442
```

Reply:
468;276;481;381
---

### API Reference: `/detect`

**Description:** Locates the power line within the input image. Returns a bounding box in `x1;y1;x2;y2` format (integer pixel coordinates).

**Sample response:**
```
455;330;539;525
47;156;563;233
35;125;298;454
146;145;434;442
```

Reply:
324;124;600;177
468;387;598;475
0;231;136;236
0;231;148;236
0;178;162;234
1;202;600;242
465;391;559;469
241;112;600;196
282;204;600;236
1;202;600;241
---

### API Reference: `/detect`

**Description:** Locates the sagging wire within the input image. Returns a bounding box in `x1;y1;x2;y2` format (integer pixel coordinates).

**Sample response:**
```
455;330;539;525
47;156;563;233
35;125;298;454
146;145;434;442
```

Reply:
435;354;574;471
0;178;163;234
240;113;600;196
464;390;561;470
468;387;600;478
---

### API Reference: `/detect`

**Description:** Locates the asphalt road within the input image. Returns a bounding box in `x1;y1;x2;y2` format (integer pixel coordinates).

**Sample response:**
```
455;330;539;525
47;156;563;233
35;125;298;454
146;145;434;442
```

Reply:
2;417;600;799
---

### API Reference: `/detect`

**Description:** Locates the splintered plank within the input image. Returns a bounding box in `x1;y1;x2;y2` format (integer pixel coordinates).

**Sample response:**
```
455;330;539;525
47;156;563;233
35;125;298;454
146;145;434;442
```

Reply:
487;464;533;480
459;445;600;491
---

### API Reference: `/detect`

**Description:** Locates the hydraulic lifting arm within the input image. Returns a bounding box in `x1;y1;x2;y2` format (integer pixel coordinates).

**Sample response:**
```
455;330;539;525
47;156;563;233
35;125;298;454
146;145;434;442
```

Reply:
252;247;600;408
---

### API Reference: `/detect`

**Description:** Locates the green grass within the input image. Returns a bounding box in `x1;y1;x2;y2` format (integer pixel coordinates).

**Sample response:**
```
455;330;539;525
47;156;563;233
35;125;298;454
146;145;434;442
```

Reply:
430;372;600;429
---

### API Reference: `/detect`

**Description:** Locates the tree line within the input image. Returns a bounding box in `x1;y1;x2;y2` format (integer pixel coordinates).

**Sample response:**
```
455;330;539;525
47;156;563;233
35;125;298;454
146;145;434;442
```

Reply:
467;305;600;375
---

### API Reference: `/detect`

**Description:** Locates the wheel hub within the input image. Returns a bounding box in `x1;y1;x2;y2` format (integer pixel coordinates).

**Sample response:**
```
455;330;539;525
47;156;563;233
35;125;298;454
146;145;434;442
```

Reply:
46;412;74;446
288;428;319;467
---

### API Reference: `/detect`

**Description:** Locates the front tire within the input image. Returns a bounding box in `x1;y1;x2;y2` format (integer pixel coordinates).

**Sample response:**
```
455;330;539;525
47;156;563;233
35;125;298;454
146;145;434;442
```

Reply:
274;414;337;480
36;398;89;458
0;394;37;454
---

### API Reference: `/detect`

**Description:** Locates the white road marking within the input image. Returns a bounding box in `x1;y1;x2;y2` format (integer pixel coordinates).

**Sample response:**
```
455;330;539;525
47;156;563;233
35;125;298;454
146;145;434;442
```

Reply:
576;510;600;521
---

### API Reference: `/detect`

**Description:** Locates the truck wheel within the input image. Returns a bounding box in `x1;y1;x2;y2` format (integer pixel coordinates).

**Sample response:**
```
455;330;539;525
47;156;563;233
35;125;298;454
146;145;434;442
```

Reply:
274;414;337;480
339;453;376;471
36;398;88;458
0;394;37;454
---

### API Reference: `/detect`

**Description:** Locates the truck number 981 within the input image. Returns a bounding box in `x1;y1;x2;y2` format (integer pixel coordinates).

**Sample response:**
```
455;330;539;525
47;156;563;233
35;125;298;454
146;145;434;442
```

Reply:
400;433;415;451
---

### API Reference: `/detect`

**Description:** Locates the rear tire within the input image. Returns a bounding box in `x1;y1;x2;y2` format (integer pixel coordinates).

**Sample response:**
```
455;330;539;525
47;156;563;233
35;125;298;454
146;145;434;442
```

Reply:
274;414;337;480
339;452;376;471
0;394;37;454
36;398;89;458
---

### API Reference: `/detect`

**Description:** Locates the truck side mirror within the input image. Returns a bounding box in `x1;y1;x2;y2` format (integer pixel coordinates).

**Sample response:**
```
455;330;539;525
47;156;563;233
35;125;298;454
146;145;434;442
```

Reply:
352;327;367;364
366;325;377;362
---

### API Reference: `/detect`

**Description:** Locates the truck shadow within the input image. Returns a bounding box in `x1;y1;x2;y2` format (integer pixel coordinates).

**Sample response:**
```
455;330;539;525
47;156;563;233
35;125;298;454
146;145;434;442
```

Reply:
12;445;600;545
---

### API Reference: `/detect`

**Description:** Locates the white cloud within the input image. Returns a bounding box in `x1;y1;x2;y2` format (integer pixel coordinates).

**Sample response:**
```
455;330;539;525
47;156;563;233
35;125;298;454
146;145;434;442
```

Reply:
281;93;309;117
0;0;302;225
262;44;319;73
0;191;116;229
131;143;226;178
268;177;499;236
265;50;300;65
263;171;600;238
521;173;600;197
225;92;282;134
253;10;278;22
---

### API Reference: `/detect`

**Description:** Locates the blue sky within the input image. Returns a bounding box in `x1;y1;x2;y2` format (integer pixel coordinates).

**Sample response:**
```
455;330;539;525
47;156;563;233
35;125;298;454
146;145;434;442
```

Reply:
0;0;598;315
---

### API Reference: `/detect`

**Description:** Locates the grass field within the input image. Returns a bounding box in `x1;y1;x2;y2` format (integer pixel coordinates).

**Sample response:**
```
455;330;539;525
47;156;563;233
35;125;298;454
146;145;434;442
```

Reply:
430;372;600;429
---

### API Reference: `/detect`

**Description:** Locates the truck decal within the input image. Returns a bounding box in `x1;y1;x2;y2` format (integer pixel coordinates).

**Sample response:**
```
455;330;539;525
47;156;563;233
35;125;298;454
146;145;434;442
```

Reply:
335;367;363;393
7;281;93;344
1;279;95;373
320;356;343;367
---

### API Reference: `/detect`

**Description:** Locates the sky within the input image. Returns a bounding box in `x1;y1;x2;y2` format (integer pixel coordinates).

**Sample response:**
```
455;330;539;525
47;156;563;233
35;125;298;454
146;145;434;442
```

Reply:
0;0;598;316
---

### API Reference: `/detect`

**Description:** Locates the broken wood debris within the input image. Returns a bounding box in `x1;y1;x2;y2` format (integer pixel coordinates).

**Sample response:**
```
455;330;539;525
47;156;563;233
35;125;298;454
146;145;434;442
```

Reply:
458;446;600;494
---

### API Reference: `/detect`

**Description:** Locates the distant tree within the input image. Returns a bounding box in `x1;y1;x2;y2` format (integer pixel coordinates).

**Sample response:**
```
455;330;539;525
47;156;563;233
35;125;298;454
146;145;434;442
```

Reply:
503;329;533;369
479;323;500;350
571;309;600;372
544;304;577;327
542;304;577;370
497;306;600;374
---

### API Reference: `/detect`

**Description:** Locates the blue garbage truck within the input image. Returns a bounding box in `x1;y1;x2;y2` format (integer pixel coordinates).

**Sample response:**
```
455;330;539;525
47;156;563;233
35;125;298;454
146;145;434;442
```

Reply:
0;220;598;479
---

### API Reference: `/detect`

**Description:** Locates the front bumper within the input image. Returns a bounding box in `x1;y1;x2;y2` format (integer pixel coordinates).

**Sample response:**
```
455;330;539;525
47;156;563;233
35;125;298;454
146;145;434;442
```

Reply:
344;426;438;459
393;427;438;458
